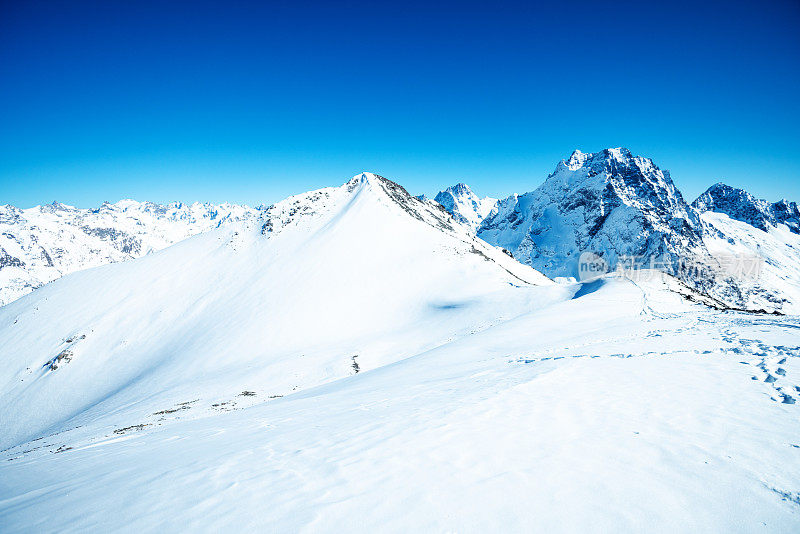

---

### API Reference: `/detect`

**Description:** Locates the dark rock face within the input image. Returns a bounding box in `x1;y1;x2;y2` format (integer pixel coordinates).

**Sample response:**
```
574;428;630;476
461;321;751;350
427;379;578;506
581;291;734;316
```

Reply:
693;183;800;234
81;227;142;255
0;250;25;269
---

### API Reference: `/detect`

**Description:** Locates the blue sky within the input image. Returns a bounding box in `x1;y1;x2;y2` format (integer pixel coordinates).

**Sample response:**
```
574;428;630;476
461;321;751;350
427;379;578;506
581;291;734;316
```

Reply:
1;0;799;208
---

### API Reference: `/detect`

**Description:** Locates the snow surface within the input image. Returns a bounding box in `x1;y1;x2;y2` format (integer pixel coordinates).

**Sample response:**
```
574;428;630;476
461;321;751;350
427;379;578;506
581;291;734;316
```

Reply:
701;211;800;314
1;172;799;532
1;271;799;532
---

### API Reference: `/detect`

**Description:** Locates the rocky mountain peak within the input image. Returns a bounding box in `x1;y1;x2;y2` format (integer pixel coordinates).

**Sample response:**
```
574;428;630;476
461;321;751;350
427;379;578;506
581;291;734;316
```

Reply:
434;183;498;231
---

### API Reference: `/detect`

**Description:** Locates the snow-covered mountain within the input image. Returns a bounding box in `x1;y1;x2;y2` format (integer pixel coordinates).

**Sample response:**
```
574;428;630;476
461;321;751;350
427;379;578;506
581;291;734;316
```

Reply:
442;148;796;313
0;172;548;449
692;183;800;313
693;182;800;234
2;172;799;532
471;148;750;305
433;183;498;231
478;148;704;277
0;199;260;306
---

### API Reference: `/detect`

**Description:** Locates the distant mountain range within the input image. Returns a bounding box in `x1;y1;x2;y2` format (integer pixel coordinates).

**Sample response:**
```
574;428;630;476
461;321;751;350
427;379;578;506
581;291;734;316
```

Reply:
0;200;260;306
1;148;799;312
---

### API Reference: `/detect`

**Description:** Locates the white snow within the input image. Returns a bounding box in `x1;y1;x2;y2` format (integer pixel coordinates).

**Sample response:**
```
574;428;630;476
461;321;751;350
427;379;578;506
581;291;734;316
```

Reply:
702;211;800;314
1;271;799;532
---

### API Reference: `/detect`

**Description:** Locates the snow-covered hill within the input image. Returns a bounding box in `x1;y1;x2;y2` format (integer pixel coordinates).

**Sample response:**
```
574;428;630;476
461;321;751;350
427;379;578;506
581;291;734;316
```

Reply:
433;183;498;231
0;173;549;450
0;199;260;306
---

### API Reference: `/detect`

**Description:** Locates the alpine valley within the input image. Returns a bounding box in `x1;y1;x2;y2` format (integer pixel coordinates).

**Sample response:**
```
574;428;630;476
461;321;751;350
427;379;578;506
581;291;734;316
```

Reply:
1;152;799;533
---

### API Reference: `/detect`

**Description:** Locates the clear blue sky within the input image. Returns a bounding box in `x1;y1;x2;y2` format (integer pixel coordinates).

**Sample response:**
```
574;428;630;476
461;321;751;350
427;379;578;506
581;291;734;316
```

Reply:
1;0;799;208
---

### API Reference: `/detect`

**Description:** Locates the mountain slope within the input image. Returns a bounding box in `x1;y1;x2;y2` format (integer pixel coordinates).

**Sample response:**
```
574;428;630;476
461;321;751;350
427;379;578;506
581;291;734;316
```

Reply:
700;211;800;311
2;273;799;532
0;200;260;306
0;173;552;449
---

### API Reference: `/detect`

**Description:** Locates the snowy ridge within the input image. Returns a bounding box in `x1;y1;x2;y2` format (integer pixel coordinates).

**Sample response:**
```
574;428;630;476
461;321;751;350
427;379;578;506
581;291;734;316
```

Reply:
693;182;800;234
0;199;260;306
5;155;800;315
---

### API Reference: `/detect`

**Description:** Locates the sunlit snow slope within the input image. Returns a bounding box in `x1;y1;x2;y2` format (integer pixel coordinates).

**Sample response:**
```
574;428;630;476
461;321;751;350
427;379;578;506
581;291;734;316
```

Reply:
0;173;550;450
2;272;799;532
702;211;800;314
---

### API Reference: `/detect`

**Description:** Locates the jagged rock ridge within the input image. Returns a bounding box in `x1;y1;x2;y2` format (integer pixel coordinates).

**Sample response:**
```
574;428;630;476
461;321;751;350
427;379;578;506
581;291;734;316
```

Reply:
693;183;800;234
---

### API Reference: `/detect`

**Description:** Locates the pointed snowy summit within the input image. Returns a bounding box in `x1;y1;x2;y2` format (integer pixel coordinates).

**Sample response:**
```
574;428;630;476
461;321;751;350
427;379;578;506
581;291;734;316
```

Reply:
434;182;498;231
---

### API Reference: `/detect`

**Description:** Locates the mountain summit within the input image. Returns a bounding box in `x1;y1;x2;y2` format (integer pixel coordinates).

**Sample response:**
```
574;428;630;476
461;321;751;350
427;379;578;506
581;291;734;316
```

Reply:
478;148;704;278
433;183;498;231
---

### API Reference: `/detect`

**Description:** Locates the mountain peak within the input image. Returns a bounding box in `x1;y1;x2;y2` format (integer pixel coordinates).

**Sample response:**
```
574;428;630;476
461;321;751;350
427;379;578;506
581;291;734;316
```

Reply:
434;183;498;231
448;183;473;195
565;148;636;171
480;148;703;285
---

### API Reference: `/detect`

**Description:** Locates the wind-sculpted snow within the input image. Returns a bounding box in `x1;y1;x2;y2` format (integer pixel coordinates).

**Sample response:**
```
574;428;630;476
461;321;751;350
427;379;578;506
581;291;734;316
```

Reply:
0;200;260;306
693;183;800;235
